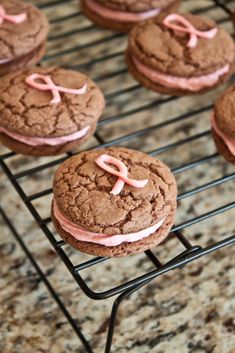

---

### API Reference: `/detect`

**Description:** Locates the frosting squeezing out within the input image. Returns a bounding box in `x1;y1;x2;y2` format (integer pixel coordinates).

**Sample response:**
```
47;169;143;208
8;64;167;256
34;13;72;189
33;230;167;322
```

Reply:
53;200;166;247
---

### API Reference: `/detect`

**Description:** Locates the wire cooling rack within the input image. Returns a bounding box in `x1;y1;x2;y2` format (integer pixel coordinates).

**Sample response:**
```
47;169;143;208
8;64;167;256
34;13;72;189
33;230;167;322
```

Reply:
0;1;235;352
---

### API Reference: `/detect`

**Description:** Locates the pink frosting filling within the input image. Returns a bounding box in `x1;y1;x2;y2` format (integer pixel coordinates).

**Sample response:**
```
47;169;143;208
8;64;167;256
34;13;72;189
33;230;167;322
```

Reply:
0;58;11;64
53;200;166;247
84;0;161;22
211;114;235;156
0;125;90;146
132;56;230;91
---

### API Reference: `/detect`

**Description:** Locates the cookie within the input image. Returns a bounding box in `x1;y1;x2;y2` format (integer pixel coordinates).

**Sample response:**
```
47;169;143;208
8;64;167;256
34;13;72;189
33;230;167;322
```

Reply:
230;11;235;30
126;13;235;95
81;0;181;32
211;85;235;164
0;0;49;76
51;147;177;257
0;67;105;156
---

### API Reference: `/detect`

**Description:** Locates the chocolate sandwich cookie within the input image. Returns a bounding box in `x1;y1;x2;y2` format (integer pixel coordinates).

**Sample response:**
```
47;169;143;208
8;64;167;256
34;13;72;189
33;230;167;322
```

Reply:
126;13;235;95
0;0;49;76
211;85;235;164
0;67;105;156
231;11;235;30
51;147;178;257
81;0;181;32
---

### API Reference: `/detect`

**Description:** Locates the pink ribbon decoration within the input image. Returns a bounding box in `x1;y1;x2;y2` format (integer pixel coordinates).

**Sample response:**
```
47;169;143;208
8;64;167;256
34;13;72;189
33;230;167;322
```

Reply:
95;154;148;195
0;5;27;25
25;73;87;104
163;14;218;48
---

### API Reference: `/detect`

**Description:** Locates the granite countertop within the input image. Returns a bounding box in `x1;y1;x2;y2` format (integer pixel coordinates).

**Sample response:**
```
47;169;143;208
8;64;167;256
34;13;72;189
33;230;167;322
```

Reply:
0;1;235;353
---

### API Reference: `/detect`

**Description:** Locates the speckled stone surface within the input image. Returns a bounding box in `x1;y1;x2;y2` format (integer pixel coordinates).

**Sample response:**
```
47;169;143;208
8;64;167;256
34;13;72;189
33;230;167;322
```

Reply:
0;1;235;353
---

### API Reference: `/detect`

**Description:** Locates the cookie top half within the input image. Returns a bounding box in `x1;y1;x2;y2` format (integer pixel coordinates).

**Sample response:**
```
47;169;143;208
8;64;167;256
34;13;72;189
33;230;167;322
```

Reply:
0;67;105;138
97;0;176;12
214;85;235;138
0;0;49;61
53;147;177;235
128;13;235;77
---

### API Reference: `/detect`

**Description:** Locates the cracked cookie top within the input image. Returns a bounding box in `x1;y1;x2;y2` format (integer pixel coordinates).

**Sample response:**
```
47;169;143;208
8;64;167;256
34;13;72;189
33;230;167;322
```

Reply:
97;0;176;12
214;85;235;138
128;13;235;77
53;147;177;234
0;67;105;137
0;0;49;60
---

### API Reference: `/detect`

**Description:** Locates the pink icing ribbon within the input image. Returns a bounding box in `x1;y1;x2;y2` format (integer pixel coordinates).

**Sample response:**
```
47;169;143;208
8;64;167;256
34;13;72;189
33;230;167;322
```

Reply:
163;13;218;48
25;73;87;104
95;154;148;195
0;5;26;25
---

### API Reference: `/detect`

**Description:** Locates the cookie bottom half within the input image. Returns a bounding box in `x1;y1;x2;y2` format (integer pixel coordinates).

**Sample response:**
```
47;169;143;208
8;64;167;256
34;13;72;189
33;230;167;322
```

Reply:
51;201;177;257
0;124;96;156
126;50;233;96
81;0;181;32
0;42;47;77
212;128;235;165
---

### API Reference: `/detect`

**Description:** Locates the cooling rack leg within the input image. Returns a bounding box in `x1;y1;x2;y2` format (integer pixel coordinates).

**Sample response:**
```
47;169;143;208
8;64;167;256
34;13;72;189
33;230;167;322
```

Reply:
104;298;120;353
104;278;155;353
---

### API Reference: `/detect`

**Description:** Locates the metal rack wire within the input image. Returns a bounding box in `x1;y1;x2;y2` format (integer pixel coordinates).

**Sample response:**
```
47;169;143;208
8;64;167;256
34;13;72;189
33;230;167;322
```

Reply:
0;1;235;352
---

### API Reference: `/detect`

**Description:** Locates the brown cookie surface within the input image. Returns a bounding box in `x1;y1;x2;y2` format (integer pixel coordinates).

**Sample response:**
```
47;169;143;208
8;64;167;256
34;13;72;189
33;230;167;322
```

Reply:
212;85;235;165
81;0;181;32
52;147;177;257
214;85;235;138
0;67;105;156
0;0;49;73
95;0;177;12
